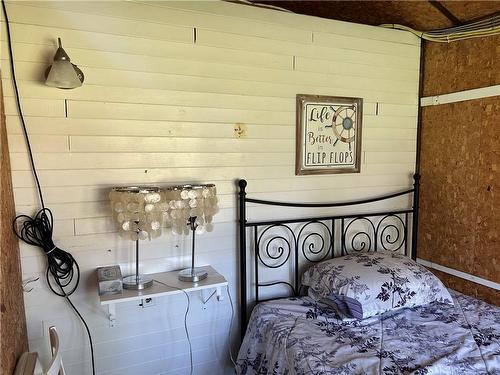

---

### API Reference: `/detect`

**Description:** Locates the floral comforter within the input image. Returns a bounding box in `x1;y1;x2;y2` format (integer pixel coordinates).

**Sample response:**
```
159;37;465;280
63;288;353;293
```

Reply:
236;290;500;374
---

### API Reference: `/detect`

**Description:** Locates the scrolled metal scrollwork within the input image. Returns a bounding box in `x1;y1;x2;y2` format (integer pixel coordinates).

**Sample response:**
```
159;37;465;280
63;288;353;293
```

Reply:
376;214;406;251
256;224;296;268
297;220;332;262
343;217;376;254
257;281;297;296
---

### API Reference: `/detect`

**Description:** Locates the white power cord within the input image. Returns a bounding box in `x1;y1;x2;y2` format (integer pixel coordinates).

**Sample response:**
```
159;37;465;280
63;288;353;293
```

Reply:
153;280;237;372
153;280;193;375
226;286;237;367
225;0;499;43
381;13;500;42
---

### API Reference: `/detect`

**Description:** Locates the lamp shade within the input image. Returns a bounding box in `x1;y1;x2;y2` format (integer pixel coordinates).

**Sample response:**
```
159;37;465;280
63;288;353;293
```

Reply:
109;186;164;241
163;184;218;235
45;38;84;89
45;60;82;89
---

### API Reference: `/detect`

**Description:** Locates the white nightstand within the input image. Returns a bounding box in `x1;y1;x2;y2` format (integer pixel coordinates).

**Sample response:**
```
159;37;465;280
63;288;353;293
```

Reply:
99;265;228;327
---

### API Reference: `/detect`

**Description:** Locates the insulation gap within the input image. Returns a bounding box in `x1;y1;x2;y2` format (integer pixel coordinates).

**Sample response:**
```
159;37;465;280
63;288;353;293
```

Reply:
64;99;68;118
376;102;379;116
292;56;296;70
193;27;197;44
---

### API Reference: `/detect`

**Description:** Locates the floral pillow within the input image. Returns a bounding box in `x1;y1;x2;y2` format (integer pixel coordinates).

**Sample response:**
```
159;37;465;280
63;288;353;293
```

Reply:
302;251;453;320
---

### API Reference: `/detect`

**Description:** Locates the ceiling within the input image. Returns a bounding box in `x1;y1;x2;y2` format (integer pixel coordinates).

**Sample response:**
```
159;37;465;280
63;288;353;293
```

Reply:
251;1;500;30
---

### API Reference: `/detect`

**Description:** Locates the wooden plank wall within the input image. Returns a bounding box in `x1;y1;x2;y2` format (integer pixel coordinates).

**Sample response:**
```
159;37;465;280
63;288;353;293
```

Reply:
1;1;420;374
0;74;28;374
419;36;500;305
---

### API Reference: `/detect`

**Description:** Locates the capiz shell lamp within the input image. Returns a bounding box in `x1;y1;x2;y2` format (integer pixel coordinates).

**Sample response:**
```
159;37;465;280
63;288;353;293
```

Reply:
109;187;165;290
164;184;218;282
45;38;84;89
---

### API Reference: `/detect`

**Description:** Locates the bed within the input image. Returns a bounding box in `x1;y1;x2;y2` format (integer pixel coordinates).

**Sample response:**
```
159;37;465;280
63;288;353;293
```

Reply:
235;175;500;374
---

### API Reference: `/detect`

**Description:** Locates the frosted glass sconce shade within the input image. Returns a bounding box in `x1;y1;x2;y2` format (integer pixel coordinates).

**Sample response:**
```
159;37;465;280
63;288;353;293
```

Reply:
45;38;84;89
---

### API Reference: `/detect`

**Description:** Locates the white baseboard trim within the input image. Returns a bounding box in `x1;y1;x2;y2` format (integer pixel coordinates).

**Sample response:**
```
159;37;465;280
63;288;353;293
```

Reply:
420;85;500;107
417;258;500;291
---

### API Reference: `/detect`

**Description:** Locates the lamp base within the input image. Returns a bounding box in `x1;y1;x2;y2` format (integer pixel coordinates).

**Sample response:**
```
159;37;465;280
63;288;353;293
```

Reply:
178;267;208;283
123;274;153;290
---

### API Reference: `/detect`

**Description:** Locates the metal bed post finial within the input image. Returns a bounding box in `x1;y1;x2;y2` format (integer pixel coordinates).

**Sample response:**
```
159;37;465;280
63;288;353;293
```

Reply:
411;173;421;260
238;179;248;340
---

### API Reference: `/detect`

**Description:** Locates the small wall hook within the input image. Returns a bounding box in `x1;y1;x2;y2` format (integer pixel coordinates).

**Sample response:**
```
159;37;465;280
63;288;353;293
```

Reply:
22;276;40;292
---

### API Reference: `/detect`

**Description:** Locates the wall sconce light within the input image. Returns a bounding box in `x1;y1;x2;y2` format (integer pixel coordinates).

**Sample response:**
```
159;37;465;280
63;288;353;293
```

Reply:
45;37;84;89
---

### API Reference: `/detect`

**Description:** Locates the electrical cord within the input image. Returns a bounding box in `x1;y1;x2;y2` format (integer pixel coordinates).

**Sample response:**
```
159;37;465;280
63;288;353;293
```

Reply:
381;12;500;42
1;0;44;209
226;286;237;367
200;285;236;367
153;280;193;375
153;280;236;372
13;209;80;296
226;0;500;43
1;1;95;374
230;0;499;42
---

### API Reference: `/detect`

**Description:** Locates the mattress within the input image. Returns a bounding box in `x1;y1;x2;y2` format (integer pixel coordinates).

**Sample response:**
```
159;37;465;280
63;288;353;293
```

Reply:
236;290;500;374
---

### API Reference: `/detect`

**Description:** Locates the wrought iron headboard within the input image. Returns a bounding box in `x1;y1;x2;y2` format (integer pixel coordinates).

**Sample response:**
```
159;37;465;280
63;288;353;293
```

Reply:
238;173;420;339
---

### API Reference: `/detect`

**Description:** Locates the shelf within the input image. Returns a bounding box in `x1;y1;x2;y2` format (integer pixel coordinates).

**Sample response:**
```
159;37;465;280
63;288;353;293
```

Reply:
99;266;228;327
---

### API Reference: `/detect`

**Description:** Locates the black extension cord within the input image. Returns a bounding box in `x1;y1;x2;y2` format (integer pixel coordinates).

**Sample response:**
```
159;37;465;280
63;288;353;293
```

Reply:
1;1;96;374
13;209;81;296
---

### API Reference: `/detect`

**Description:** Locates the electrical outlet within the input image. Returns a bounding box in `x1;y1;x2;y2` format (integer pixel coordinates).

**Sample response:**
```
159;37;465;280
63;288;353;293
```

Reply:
138;297;155;308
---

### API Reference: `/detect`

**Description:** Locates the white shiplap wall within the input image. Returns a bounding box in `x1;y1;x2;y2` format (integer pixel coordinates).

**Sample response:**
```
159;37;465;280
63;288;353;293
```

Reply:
1;1;420;374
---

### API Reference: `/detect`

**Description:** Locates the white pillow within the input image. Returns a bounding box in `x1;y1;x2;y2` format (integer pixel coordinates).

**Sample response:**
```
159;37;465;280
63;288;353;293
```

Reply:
302;251;453;319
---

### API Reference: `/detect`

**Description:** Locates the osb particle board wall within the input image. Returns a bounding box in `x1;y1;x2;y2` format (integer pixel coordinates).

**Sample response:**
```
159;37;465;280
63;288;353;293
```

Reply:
0;75;28;375
419;37;499;305
423;35;500;96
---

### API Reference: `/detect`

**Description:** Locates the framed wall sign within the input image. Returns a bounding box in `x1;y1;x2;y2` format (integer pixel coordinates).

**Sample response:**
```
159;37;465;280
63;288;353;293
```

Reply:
296;94;363;175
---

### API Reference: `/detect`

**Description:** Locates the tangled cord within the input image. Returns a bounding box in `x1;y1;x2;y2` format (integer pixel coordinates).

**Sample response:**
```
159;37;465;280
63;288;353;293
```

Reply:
2;0;95;373
10;181;96;375
13;208;80;297
12;210;96;375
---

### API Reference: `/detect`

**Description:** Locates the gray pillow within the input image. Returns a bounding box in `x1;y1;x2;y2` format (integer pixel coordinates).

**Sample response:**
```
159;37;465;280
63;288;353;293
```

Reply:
302;251;453;319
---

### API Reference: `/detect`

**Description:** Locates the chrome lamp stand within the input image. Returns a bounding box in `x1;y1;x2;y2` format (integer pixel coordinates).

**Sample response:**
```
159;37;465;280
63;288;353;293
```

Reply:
123;224;153;290
178;216;208;283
